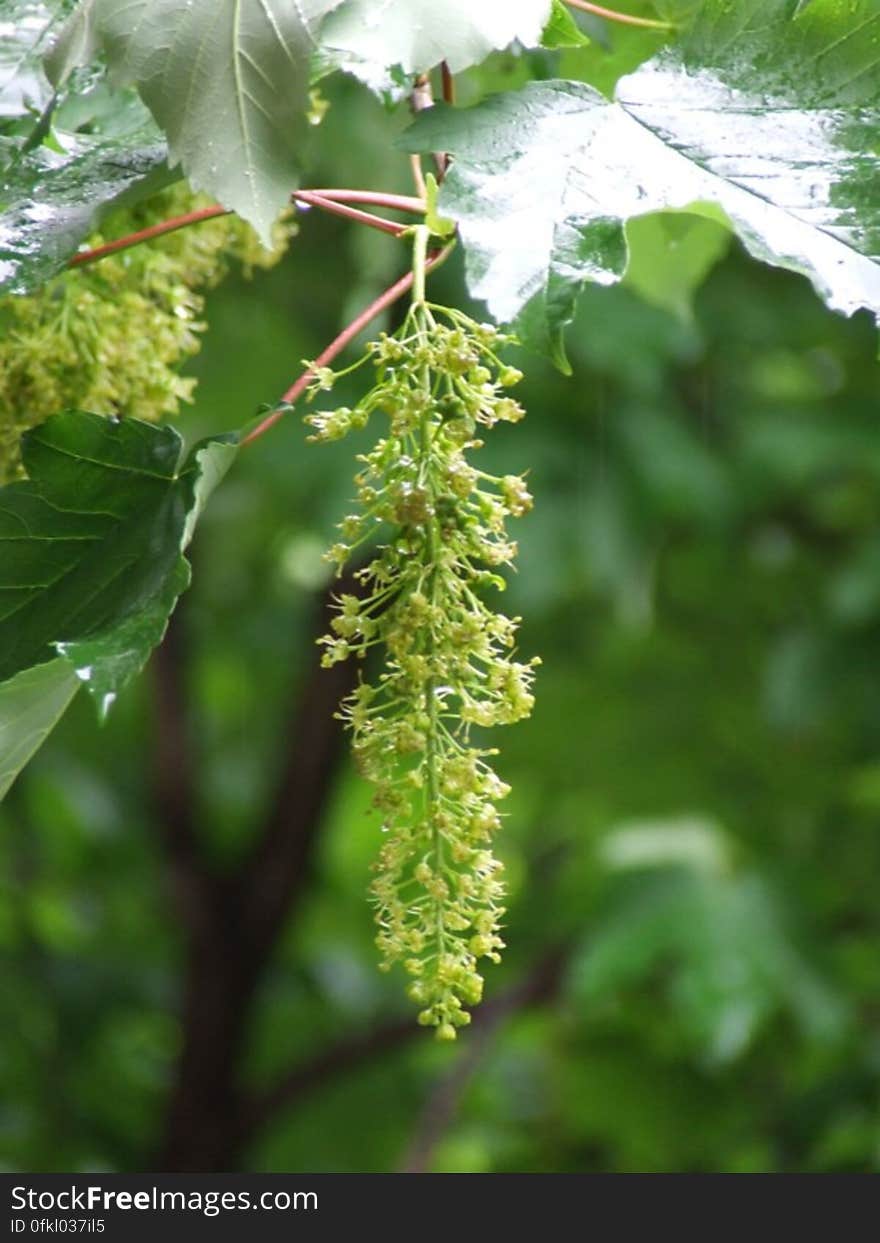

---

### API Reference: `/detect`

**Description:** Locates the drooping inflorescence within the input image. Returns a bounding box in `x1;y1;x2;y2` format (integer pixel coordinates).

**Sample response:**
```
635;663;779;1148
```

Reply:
307;297;538;1037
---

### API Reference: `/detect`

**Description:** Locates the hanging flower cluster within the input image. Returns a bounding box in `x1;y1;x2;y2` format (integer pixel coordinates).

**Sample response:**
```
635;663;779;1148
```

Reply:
306;299;539;1037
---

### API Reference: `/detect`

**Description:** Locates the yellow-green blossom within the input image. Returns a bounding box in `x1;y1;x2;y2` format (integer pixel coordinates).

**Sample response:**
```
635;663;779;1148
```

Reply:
307;304;539;1036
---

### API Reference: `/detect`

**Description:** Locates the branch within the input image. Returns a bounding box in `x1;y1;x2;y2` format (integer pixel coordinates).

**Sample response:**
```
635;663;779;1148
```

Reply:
151;608;216;934
68;189;426;271
409;155;428;201
564;0;672;30
240;1015;416;1141
156;569;374;1171
68;205;230;269
411;72;446;179
400;946;569;1172
240;242;454;447
243;945;570;1148
294;190;408;238
235;569;364;960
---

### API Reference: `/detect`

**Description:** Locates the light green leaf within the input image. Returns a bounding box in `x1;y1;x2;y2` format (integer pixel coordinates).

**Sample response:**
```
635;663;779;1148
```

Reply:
541;0;590;49
404;0;880;361
320;0;553;75
623;208;731;322
424;173;456;240
598;816;733;876
571;847;848;1063
49;0;346;243
0;659;80;802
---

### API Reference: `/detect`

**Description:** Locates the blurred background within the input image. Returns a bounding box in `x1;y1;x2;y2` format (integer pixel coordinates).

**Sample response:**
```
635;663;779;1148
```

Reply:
3;37;880;1174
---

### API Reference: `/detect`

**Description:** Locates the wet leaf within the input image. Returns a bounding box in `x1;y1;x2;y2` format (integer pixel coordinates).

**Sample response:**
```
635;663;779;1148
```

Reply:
0;0;59;121
0;117;170;293
623;209;731;322
0;411;237;707
405;0;880;362
541;0;590;50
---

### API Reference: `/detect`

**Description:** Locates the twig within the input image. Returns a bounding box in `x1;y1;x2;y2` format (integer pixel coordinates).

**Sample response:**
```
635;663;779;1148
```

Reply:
243;945;570;1150
564;0;673;30
68;205;230;269
306;189;425;214
401;1012;500;1173
68;189;426;271
411;73;434;115
440;61;456;106
241;1016;417;1140
436;65;455;188
294;190;408;238
409;155;428;200
240;242;455;447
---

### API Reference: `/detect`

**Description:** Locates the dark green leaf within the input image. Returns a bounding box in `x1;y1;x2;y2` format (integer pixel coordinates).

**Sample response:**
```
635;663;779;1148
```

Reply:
0;411;237;698
541;0;590;49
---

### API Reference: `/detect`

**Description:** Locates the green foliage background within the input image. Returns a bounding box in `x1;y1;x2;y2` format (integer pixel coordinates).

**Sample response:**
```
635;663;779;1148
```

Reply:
3;34;880;1174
